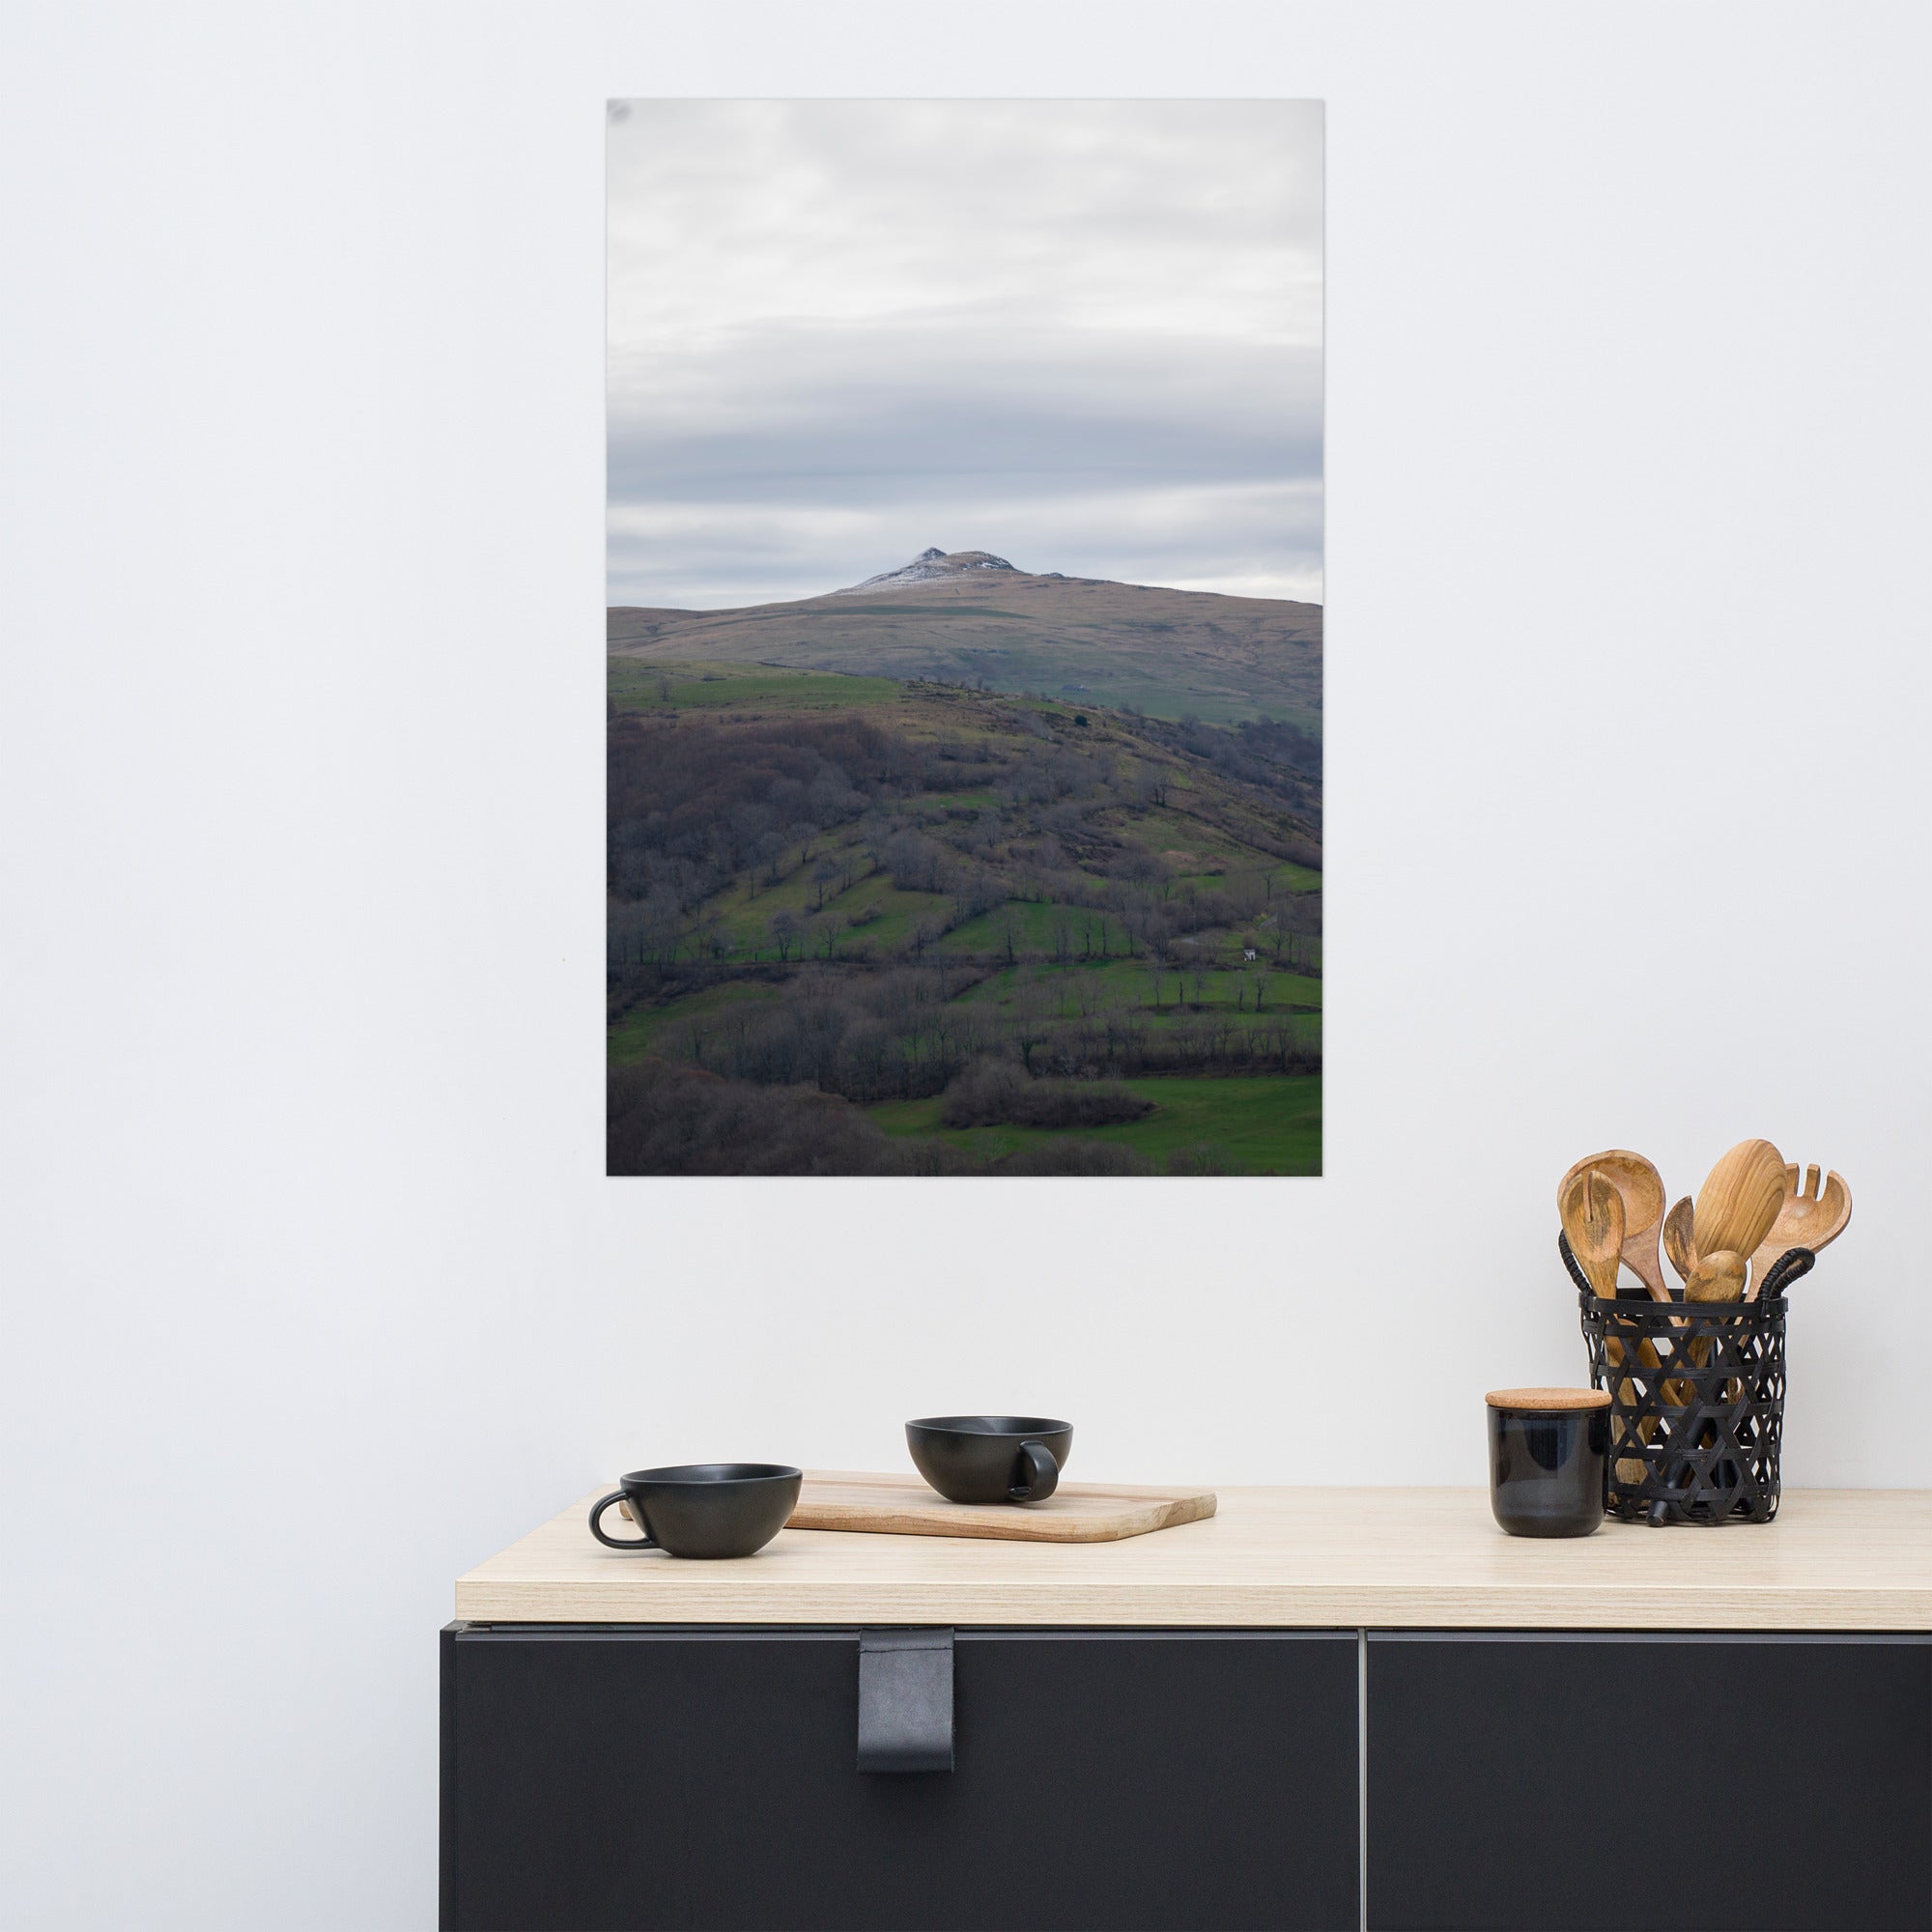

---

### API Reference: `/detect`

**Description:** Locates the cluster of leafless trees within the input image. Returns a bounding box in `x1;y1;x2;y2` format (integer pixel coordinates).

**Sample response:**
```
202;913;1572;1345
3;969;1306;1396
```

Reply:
1132;713;1321;822
646;960;1318;1105
608;713;895;913
938;1059;1153;1129
608;702;1322;1168
608;1057;1197;1176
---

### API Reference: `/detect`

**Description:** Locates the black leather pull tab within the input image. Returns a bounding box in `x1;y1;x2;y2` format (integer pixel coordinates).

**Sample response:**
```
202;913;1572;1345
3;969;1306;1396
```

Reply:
857;1629;954;1773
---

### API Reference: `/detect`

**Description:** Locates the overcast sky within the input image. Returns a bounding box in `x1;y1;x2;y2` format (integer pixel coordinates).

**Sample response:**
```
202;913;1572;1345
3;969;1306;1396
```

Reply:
608;100;1321;610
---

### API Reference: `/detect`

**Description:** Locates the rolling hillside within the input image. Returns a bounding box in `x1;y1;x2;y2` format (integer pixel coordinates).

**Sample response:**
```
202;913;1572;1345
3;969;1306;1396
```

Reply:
608;549;1322;728
607;659;1322;1175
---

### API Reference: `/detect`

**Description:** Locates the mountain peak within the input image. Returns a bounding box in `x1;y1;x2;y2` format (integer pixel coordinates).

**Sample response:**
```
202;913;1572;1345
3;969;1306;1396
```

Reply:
838;548;1019;595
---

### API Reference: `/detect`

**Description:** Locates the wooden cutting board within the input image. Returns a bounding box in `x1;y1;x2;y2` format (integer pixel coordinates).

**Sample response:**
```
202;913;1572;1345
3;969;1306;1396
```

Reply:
785;1470;1217;1544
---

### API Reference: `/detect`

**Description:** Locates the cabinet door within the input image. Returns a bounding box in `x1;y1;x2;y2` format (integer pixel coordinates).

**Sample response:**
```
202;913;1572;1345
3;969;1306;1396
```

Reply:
1366;1632;1932;1931
442;1625;1360;1932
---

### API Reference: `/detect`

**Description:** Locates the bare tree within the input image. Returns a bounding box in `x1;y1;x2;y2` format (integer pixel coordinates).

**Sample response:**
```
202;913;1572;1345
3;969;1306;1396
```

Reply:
1009;985;1055;1073
998;907;1021;967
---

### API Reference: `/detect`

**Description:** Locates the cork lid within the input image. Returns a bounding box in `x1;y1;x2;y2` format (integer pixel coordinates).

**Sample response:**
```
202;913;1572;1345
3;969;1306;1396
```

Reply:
1485;1386;1611;1411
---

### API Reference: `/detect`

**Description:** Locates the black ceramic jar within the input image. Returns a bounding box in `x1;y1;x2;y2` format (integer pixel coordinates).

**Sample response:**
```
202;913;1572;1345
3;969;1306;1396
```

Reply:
1485;1387;1608;1538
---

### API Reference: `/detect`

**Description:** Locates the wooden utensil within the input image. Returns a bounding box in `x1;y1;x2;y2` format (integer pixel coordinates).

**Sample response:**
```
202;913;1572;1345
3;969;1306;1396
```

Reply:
1667;1248;1748;1405
1559;1168;1624;1296
1747;1165;1852;1298
1557;1151;1669;1301
1692;1139;1787;1269
1560;1170;1650;1482
1654;1195;1706;1407
1662;1196;1697;1285
1683;1249;1746;1303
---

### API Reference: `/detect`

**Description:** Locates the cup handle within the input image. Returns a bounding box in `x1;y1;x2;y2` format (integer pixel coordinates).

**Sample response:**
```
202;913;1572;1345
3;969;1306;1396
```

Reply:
588;1491;657;1550
1009;1440;1060;1503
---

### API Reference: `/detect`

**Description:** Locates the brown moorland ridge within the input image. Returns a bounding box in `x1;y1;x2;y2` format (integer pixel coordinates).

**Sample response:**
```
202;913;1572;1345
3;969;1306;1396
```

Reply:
607;549;1322;727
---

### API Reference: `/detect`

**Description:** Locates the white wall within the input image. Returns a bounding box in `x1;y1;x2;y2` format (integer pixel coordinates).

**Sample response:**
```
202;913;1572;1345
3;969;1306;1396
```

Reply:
4;3;1927;1925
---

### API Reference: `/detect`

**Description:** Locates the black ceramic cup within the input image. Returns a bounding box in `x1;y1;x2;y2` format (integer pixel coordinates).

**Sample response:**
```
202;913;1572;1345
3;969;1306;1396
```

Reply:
1486;1388;1608;1538
587;1463;802;1559
905;1416;1072;1505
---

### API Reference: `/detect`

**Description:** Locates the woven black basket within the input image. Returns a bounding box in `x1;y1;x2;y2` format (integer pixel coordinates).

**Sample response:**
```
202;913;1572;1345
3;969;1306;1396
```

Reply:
1564;1234;1812;1526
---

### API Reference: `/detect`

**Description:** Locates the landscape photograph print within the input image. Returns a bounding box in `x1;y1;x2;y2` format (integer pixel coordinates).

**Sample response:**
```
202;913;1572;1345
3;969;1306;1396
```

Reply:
607;99;1323;1176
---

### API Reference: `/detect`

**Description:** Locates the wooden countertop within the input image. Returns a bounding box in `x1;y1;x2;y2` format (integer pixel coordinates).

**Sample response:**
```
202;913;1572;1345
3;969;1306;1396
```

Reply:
454;1483;1932;1631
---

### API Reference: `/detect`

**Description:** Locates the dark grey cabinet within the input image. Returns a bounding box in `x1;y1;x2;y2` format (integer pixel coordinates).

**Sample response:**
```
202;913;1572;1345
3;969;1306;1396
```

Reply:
443;1623;1932;1932
441;1625;1361;1932
1365;1633;1932;1931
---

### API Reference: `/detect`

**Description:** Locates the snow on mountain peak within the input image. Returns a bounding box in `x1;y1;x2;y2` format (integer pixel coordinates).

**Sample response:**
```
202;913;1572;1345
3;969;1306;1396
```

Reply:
838;549;1019;595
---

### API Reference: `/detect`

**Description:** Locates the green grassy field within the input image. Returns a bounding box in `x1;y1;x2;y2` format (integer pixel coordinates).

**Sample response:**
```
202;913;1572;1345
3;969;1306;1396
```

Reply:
951;955;1321;1015
934;900;1114;958
695;862;954;958
671;832;1319;976
607;977;784;1065
609;661;900;713
867;1074;1321;1176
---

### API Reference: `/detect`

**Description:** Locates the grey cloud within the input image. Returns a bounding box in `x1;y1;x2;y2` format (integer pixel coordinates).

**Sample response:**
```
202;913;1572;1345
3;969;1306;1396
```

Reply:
611;389;1319;503
608;100;1321;610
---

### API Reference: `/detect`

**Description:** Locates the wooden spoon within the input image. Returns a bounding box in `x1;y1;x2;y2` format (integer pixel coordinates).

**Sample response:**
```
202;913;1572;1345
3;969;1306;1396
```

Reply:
1747;1165;1852;1299
1683;1249;1746;1303
1662;1196;1697;1285
1658;1198;1700;1406
1692;1140;1786;1268
1559;1167;1624;1297
1677;1247;1749;1406
1556;1151;1669;1301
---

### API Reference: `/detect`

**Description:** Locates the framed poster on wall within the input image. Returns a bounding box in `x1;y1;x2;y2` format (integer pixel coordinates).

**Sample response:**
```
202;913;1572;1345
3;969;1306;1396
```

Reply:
606;100;1322;1175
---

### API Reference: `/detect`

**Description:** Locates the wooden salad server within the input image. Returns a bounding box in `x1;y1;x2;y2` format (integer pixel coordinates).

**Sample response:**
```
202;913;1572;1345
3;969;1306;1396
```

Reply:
1559;1167;1625;1297
1747;1165;1852;1299
1557;1150;1669;1300
1691;1139;1787;1272
1560;1169;1649;1482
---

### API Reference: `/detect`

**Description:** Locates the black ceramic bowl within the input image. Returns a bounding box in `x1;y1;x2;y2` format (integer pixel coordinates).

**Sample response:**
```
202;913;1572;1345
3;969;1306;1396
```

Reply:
906;1416;1073;1505
587;1462;802;1558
